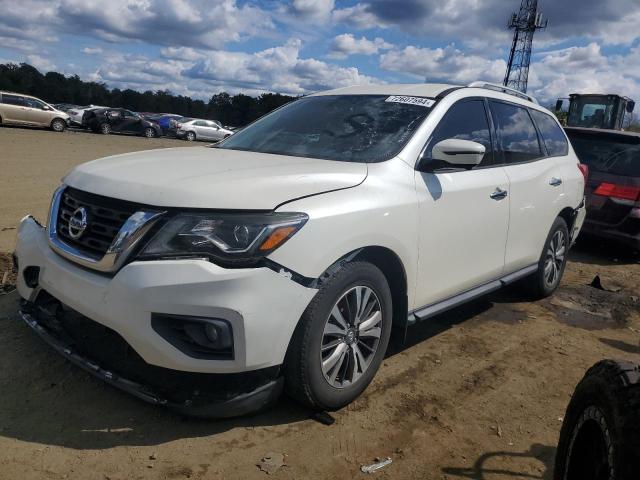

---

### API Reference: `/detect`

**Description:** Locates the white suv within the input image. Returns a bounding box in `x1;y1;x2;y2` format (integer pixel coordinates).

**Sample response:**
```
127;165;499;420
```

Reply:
14;82;586;416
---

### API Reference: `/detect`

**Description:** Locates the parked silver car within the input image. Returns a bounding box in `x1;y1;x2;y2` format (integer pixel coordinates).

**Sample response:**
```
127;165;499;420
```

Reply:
175;118;234;142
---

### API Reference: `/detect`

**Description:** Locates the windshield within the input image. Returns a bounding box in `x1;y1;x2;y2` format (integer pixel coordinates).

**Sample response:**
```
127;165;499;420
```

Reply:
567;132;640;177
217;95;434;163
568;96;618;129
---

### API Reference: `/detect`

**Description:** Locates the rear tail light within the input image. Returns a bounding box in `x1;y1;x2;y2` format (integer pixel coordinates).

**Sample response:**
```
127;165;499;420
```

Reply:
594;182;640;205
577;163;589;184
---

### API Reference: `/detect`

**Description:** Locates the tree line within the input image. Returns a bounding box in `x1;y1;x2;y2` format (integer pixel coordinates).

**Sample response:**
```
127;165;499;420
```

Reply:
0;63;296;126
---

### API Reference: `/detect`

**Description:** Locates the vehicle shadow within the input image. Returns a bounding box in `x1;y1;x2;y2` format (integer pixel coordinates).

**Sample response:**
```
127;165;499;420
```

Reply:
569;235;639;267
387;296;494;356
599;337;640;354
442;443;555;480
0;292;313;450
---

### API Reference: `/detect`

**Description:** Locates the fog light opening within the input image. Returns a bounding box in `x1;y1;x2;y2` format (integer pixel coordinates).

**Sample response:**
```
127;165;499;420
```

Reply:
23;266;40;288
151;314;234;360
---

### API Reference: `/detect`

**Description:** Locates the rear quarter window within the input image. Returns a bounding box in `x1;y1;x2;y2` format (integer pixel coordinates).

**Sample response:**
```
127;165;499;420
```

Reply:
1;94;25;106
530;109;569;156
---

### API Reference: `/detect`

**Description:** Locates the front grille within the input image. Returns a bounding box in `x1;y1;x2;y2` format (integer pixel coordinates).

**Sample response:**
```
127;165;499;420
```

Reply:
56;187;139;258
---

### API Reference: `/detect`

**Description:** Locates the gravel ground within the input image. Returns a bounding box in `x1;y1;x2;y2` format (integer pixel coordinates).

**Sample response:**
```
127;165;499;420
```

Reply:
0;126;639;480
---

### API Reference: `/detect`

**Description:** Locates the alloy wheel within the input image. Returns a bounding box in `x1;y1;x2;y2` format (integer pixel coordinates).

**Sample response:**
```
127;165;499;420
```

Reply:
320;286;382;388
544;230;566;288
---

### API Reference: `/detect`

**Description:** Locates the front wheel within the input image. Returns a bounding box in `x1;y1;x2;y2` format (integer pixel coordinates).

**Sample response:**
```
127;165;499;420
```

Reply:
51;118;66;132
521;217;569;299
285;261;392;410
100;123;111;135
144;127;156;138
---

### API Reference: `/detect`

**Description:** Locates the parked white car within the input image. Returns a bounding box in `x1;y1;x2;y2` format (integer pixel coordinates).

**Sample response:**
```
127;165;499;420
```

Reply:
175;118;234;142
67;105;106;126
14;82;586;416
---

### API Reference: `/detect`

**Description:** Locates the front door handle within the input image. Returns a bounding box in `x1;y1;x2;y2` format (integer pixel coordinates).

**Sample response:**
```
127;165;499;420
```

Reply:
490;187;508;200
549;177;563;187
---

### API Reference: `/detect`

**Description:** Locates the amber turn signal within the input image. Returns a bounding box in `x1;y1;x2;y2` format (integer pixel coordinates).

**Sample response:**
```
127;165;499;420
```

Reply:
259;226;297;251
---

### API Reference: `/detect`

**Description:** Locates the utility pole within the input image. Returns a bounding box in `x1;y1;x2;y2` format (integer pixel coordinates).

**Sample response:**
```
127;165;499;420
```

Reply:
503;0;547;93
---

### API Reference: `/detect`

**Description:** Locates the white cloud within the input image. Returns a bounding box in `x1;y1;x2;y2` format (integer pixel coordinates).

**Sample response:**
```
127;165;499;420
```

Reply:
380;44;506;85
528;43;640;105
289;0;335;21
25;54;56;72
0;0;274;50
185;38;380;95
328;34;393;59
82;47;103;55
160;47;205;62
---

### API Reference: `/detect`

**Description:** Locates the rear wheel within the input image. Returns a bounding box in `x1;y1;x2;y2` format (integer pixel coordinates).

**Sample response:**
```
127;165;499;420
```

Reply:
144;127;156;138
51;118;66;132
100;123;111;135
285;261;392;410
521;217;569;299
185;131;196;141
554;360;640;480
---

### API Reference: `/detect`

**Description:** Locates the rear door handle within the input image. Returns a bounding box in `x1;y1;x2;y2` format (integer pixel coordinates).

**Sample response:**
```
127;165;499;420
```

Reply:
549;177;563;186
490;187;508;200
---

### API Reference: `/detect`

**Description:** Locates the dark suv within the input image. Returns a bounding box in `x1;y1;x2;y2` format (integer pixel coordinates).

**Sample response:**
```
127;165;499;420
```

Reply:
85;108;162;138
566;127;640;249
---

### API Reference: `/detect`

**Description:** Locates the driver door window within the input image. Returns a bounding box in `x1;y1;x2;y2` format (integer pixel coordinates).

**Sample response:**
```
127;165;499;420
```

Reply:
422;99;494;170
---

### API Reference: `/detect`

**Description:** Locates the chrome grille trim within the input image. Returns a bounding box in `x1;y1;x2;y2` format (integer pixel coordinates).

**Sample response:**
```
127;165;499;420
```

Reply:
47;185;165;273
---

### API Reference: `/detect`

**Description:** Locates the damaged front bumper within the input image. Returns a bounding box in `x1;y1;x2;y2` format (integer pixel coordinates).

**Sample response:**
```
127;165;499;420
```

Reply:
19;296;284;418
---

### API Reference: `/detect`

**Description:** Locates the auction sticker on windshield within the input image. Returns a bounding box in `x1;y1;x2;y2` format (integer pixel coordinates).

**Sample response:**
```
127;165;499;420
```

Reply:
385;96;435;107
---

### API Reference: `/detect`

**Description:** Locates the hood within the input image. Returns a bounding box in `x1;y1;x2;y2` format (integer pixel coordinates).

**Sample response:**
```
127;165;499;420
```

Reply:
63;147;367;210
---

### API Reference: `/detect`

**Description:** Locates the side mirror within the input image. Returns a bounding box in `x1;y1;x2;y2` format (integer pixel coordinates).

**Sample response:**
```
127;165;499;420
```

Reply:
627;100;635;113
555;99;563;112
423;138;485;170
43;105;52;111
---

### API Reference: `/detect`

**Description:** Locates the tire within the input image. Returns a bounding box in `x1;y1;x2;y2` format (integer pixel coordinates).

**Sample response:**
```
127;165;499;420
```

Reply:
100;123;111;135
144;127;156;138
284;261;393;410
50;118;66;132
521;216;569;299
554;360;640;480
185;131;196;141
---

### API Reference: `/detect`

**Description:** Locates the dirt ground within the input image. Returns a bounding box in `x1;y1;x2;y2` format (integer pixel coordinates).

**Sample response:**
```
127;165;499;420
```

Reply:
1;127;639;480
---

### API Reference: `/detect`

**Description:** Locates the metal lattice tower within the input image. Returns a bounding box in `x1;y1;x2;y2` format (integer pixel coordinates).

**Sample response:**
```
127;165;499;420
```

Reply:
503;0;547;93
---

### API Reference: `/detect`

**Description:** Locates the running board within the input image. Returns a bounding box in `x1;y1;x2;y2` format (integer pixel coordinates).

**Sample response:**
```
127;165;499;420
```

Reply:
407;264;538;325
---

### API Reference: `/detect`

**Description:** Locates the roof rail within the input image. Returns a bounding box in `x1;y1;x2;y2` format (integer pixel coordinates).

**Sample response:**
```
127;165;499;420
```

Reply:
467;81;539;104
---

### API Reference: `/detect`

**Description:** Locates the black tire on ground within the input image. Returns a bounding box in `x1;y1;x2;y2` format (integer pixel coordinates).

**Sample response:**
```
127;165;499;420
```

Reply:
50;118;66;132
100;123;111;135
186;131;196;141
521;216;569;299
284;261;393;410
144;127;156;138
554;360;640;480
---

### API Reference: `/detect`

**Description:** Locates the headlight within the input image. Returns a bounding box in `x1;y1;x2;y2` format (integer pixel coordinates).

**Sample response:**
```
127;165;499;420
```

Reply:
140;212;308;266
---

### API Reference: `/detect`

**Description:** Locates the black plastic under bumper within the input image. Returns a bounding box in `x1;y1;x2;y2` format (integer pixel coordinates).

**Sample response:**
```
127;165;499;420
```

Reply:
18;297;284;418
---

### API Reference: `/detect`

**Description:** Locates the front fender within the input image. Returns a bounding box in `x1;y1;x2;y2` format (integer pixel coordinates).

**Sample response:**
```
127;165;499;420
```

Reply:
269;159;419;309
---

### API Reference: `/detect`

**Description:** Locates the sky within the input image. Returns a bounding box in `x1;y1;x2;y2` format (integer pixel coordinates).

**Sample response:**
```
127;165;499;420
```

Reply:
0;0;639;105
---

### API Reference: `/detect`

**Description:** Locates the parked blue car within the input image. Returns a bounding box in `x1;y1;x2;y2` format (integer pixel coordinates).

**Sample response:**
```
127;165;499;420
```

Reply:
142;113;184;136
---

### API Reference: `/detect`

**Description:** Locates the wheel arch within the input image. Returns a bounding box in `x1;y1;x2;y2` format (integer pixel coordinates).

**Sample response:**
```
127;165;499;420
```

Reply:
558;206;576;232
286;245;409;330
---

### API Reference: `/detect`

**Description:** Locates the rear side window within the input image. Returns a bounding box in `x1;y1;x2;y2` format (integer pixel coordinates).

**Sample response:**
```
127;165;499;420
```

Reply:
25;98;45;109
2;94;25;106
425;99;494;167
567;132;640;177
490;101;542;164
530;109;569;156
